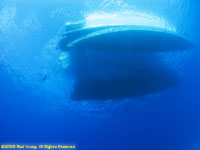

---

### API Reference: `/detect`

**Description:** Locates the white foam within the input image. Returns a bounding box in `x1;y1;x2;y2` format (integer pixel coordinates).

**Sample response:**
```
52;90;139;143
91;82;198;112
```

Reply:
85;11;176;32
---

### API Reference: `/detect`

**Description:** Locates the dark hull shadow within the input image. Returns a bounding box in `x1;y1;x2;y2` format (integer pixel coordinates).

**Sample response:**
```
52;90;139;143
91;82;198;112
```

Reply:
69;50;180;100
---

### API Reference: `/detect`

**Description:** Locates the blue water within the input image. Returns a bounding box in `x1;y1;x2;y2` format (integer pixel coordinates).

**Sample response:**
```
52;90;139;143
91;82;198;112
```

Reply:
0;0;200;150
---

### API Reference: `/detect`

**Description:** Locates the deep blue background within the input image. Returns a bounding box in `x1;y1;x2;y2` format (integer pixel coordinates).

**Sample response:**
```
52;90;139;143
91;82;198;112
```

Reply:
0;0;200;150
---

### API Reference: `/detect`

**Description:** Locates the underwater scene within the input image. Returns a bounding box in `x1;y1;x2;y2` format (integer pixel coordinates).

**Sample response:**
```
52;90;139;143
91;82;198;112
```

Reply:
0;0;200;150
